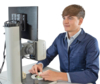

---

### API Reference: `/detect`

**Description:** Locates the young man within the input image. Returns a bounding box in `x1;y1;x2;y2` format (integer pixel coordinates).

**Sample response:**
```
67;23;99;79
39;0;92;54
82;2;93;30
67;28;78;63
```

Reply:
29;4;99;84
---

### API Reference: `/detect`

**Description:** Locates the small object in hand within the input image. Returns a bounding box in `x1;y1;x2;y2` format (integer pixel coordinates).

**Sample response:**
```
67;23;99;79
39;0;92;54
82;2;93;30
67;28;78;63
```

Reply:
31;72;43;80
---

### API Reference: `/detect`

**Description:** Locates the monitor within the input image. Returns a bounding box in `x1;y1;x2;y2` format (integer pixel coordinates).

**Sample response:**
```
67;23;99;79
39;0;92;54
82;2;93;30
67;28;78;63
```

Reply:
9;6;38;41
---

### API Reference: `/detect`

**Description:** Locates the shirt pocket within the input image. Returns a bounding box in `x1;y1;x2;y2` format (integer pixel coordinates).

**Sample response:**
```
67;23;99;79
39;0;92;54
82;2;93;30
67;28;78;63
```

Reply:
72;48;86;57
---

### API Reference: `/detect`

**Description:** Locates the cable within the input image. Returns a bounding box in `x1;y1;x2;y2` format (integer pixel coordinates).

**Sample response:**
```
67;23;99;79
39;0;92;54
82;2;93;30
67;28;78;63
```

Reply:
0;41;6;73
0;41;6;84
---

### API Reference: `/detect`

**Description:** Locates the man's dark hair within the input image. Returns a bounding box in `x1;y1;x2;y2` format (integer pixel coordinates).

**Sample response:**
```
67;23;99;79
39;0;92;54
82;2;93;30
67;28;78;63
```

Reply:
62;4;85;19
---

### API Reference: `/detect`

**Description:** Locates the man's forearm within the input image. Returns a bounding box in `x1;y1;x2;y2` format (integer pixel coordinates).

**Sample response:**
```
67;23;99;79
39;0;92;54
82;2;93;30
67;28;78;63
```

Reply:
57;72;68;81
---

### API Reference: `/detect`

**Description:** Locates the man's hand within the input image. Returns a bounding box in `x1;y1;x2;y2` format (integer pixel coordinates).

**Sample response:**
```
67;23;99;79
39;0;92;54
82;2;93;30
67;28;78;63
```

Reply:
29;63;43;75
39;70;68;81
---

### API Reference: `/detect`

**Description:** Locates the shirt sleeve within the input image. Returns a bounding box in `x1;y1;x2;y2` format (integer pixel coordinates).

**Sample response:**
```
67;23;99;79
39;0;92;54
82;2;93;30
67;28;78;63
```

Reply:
67;73;71;82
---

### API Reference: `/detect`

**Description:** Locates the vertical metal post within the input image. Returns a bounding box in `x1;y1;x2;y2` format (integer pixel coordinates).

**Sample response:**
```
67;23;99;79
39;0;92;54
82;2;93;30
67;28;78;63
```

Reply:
5;26;22;84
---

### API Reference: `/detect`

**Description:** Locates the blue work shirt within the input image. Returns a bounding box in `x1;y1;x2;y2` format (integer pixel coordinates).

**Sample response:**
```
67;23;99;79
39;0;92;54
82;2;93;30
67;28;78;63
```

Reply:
38;28;99;84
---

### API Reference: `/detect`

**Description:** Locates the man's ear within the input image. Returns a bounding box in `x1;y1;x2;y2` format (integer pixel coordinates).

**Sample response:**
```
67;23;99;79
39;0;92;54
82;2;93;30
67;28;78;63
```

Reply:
78;17;83;25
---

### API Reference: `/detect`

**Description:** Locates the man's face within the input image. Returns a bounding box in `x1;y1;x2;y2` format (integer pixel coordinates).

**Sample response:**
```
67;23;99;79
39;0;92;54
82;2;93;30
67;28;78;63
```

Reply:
63;15;83;32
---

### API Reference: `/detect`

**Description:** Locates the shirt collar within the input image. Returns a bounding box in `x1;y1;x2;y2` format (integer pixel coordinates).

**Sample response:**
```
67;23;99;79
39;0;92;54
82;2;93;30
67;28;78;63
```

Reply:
65;28;82;40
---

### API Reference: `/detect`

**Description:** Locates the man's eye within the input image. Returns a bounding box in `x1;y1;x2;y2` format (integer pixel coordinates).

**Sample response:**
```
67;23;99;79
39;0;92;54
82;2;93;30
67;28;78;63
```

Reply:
63;17;65;20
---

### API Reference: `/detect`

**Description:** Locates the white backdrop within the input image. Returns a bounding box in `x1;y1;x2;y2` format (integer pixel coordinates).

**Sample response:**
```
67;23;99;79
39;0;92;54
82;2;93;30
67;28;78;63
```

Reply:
0;0;100;84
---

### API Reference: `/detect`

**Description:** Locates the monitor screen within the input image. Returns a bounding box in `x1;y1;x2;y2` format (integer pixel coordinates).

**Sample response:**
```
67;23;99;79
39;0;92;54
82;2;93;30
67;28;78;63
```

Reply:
9;6;38;41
